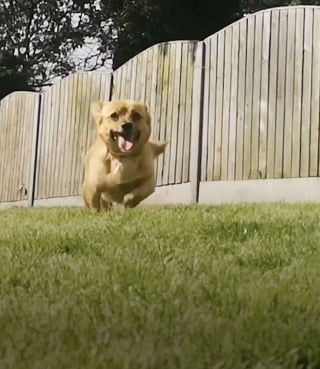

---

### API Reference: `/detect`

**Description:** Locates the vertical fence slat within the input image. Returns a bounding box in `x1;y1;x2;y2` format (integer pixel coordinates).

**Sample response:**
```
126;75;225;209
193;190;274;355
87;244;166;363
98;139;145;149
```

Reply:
121;62;128;99
310;8;320;177
182;44;196;183
153;46;163;182
134;55;142;102
266;10;279;179
291;8;304;178
301;7;312;177
235;19;247;181
258;11;271;180
77;73;92;195
283;9;295;178
169;43;182;184
73;73;85;195
251;13;262;179
207;37;218;182
56;78;66;196
162;44;176;185
157;45;170;185
8;95;18;200
3;97;10;201
62;75;74;196
12;95;22;200
201;40;210;182
175;44;186;184
140;50;149;103
213;31;225;180
69;74;80;196
220;28;232;181
228;23;239;181
0;99;6;199
129;57;137;100
145;47;154;106
243;16;254;180
274;9;287;178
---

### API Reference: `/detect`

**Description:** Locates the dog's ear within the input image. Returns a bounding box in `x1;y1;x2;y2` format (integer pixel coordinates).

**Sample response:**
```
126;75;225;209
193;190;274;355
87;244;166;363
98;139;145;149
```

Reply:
150;140;168;157
91;101;104;123
143;104;151;125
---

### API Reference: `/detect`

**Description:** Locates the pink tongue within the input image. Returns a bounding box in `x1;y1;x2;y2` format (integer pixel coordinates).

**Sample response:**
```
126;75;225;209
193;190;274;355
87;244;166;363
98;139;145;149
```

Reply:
118;136;134;151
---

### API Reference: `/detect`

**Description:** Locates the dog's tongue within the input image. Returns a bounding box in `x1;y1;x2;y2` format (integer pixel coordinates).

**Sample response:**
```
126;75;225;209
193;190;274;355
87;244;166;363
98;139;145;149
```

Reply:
118;135;134;151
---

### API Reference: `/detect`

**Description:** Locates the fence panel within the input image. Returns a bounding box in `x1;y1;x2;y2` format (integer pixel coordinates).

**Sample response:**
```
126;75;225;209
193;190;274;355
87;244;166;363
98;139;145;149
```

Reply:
201;6;320;182
0;92;39;203
35;72;112;200
113;41;199;186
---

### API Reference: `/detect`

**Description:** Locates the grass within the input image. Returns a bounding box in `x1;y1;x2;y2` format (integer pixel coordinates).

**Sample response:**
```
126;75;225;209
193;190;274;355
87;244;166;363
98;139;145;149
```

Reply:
1;204;320;369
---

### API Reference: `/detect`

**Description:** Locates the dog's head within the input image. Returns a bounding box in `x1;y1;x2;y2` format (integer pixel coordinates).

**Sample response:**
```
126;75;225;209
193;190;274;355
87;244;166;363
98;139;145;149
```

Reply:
91;100;151;156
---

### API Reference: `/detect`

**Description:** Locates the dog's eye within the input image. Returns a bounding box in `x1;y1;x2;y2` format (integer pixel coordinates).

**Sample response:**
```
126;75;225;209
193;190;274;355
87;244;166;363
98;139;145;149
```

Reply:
132;112;141;121
110;112;119;121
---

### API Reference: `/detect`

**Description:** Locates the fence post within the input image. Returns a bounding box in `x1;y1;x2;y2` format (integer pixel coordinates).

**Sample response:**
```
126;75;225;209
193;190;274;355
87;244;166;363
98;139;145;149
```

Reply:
190;41;206;204
28;93;42;207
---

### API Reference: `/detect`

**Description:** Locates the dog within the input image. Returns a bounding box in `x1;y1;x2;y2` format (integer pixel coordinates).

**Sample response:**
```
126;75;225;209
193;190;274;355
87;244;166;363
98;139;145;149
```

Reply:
83;100;167;212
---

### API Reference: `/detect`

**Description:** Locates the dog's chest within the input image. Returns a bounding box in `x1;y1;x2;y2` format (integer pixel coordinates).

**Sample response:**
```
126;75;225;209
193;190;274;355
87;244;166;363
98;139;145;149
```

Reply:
102;156;143;201
107;156;143;187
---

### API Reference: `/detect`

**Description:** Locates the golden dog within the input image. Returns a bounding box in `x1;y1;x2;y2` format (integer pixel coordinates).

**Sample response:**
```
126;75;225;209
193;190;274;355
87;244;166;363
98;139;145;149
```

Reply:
83;100;167;211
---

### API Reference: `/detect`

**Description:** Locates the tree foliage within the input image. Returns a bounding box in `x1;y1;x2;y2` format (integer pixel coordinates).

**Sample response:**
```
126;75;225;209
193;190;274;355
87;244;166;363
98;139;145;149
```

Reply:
99;0;242;69
0;0;104;95
240;0;320;13
0;51;31;99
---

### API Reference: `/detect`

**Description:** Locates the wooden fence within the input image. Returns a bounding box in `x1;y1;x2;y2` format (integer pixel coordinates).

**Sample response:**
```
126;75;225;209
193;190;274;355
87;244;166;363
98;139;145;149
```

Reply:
2;6;320;208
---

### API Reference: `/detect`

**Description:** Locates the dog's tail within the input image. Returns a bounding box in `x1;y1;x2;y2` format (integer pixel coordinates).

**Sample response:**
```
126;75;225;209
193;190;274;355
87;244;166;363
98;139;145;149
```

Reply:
150;140;168;157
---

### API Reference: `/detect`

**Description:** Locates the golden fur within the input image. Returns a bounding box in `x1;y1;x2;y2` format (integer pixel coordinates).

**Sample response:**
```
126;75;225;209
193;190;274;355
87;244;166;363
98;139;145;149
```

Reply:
83;100;167;211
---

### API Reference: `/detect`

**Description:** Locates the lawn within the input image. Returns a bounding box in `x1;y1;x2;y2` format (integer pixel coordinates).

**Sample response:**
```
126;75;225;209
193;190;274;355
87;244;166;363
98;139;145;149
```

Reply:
1;204;320;369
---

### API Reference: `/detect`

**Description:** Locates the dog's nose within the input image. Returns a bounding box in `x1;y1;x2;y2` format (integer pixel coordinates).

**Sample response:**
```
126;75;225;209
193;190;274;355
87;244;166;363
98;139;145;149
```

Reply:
121;122;133;133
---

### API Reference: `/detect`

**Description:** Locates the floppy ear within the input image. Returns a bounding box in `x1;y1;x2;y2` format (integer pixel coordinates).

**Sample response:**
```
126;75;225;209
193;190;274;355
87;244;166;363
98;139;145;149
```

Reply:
91;101;104;124
150;140;168;157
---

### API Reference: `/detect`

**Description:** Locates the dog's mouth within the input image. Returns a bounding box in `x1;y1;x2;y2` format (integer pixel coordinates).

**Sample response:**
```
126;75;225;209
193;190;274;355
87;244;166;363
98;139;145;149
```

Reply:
111;125;140;153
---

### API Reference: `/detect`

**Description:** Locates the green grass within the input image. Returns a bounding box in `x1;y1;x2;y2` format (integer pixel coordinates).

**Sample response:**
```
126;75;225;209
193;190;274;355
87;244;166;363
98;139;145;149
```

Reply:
1;204;320;369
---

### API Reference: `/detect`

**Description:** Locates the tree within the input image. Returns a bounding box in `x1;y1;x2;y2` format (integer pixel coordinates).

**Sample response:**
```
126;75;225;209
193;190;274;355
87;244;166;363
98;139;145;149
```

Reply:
0;51;31;99
0;0;107;93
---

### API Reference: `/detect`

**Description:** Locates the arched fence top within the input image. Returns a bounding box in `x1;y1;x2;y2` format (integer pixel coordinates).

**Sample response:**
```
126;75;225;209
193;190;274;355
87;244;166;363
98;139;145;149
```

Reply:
0;90;40;107
203;5;320;42
41;71;113;95
113;40;199;73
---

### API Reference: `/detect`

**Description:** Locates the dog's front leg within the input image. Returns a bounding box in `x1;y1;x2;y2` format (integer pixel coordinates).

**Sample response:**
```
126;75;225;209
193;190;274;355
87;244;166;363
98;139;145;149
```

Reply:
83;184;102;212
83;177;112;213
123;179;155;208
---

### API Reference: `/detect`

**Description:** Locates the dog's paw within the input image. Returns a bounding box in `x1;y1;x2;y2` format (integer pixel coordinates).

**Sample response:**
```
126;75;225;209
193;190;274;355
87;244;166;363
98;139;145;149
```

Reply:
89;207;100;214
123;193;136;208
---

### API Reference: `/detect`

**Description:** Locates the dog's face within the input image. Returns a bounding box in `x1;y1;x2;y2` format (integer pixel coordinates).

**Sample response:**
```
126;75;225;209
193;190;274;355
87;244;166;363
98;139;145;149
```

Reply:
91;100;151;156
